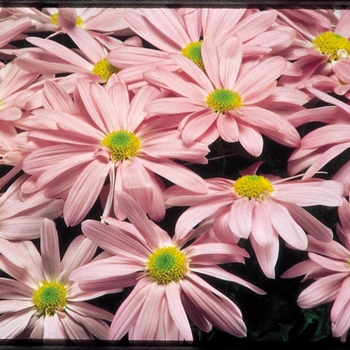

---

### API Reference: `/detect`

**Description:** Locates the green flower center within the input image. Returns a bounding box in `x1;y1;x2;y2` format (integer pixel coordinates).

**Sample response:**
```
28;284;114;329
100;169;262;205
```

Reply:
233;175;274;200
92;58;120;82
313;31;350;61
146;246;188;284
50;13;83;27
32;280;67;316
206;89;242;114
102;130;141;162
181;41;204;70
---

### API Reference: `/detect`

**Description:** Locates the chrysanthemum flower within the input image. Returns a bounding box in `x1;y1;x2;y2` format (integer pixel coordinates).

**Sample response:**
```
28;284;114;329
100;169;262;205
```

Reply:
282;198;350;341
0;218;114;339
278;9;350;90
20;79;208;226
0;174;63;240
70;193;265;341
145;36;304;156
5;7;136;37
165;162;344;278
13;16;141;87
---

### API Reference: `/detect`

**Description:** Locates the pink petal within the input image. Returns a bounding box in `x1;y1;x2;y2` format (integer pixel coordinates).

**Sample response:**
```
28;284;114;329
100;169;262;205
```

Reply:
250;229;280;278
267;200;307;250
297;273;346;308
63;159;110;226
165;282;192;341
41;219;61;281
229;198;254;239
140;157;208;194
108;277;150;340
43;314;66;339
0;308;34;338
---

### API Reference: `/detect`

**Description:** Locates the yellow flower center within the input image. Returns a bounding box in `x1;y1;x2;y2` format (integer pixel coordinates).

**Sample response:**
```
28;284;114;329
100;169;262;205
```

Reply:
313;31;350;61
102;130;141;162
233;175;274;200
146;246;188;285
206;89;242;114
50;13;83;27
32;280;67;316
92;58;120;82
181;41;204;70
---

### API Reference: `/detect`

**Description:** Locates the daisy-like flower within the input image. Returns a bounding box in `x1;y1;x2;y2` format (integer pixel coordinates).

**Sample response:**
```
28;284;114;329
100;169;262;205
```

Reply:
5;7;136;36
20;79;208;226
278;9;350;90
145;36;304;156
282;198;350;341
0;174;63;240
70;193;265;341
0;218;114;339
165;162;344;278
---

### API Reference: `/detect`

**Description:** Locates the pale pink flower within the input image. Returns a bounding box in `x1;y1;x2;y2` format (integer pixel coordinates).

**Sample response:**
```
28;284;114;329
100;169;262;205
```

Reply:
145;36;304;156
165;162;344;278
70;193;265;341
282;198;350;341
287;88;350;185
0;218;114;339
21;79;208;226
278;10;350;91
5;7;136;36
0;174;63;240
13;21;141;89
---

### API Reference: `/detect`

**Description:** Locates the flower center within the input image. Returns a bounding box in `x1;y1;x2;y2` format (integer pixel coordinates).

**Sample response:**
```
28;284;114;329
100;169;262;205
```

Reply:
181;41;204;70
50;13;83;27
233;175;274;200
92;58;120;81
313;31;350;61
146;246;188;284
101;130;141;162
206;89;242;114
32;280;67;316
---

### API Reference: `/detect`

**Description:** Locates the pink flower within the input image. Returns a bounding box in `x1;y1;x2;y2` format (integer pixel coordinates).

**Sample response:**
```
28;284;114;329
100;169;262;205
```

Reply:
278;10;350;91
21;79;208;226
0;218;113;339
145;36;304;156
282;198;350;341
13;20;141;88
70;193;265;341
5;7;136;37
165;162;344;278
0;174;63;240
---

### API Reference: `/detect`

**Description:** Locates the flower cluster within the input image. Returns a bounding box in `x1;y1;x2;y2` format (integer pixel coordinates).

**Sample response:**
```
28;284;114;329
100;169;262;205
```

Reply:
0;6;350;343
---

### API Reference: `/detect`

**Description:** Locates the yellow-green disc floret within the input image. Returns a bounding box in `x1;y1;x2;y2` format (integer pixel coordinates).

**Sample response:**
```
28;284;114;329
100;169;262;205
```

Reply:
313;31;350;61
233;175;274;200
181;41;204;71
92;58;120;81
207;89;242;114
146;246;188;284
32;280;67;316
102;130;141;162
50;13;83;27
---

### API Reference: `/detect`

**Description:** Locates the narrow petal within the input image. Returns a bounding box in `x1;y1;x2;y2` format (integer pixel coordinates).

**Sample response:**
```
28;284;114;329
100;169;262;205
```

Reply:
165;282;192;341
41;219;61;280
267;200;307;250
63;159;110;226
